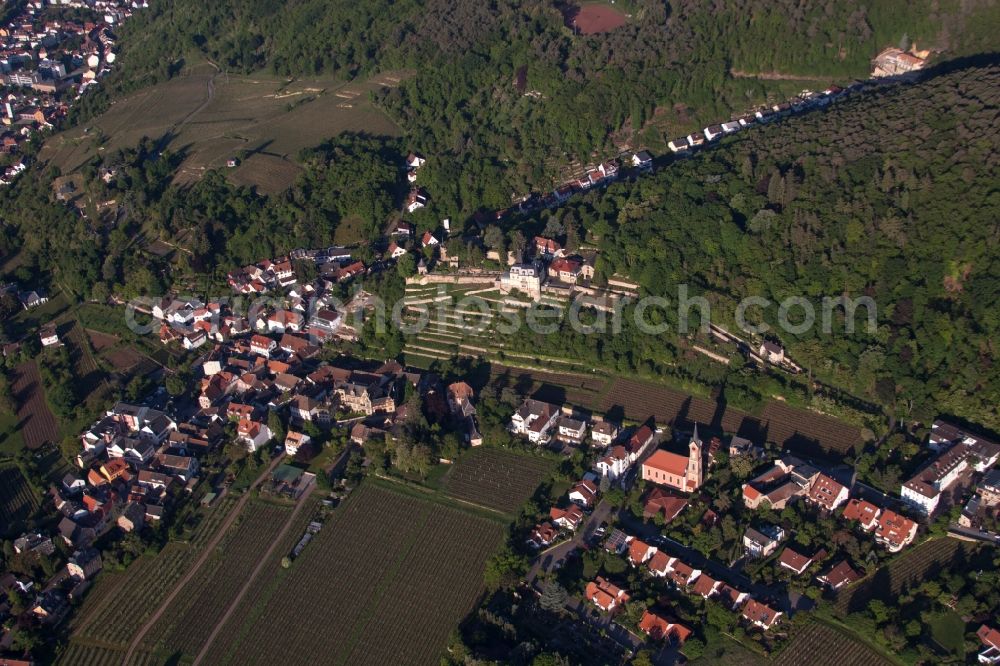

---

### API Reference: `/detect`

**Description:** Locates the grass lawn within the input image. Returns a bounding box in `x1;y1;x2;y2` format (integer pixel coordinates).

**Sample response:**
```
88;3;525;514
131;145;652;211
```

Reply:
6;292;71;340
928;611;966;657
0;409;25;458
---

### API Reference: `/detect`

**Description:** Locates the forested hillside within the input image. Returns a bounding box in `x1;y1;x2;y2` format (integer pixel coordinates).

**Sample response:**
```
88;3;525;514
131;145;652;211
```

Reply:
85;0;1000;206
552;59;1000;429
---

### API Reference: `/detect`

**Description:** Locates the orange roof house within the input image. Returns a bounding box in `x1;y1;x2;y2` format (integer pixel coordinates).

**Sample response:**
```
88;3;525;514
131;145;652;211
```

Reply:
842;498;881;530
585;576;629;612
742;599;782;630
776;547;813;575
642;487;688;522
806;473;849;511
874;509;918;552
638;609;692;644
626;538;657;566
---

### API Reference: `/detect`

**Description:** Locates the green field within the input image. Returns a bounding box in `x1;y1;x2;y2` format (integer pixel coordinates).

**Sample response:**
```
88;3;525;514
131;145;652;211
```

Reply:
40;62;407;194
770;619;899;666
66;496;238;649
139;501;294;660
201;482;504;666
0;463;39;536
441;446;556;514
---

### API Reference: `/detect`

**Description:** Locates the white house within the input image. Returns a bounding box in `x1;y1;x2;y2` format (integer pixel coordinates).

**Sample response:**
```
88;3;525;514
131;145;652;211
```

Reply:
630;150;653;169
510;399;560;444
236;419;272;452
667;138;689;153
284;431;310;457
702;125;724;141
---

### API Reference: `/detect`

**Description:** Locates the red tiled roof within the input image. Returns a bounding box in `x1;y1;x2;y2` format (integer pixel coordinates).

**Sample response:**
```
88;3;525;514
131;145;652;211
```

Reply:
644;449;688;477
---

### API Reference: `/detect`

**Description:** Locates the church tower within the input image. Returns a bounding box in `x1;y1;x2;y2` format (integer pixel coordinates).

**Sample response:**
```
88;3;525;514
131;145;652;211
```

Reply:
686;424;704;490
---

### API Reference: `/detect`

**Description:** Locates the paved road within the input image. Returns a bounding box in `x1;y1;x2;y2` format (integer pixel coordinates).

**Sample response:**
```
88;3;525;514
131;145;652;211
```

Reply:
616;512;813;615
948;524;1000;544
122;452;285;664
526;499;613;582
193;481;316;665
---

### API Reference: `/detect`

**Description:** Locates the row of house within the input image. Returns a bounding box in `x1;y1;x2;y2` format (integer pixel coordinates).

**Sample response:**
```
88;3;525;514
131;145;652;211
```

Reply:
598;529;783;632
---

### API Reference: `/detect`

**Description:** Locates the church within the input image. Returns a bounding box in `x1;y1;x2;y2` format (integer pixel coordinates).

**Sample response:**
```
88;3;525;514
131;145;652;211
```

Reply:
640;425;705;493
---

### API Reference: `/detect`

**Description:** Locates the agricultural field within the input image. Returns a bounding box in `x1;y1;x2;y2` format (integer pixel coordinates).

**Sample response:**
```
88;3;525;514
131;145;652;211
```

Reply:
11;361;59;449
207;483;504;666
561;2;629;34
770;620;899;666
441;447;556;513
0;463;39;535
56;643;159;666
400;280;594;375
599;377;864;456
833;538;975;616
197;496;324;665
68;496;237;648
140;501;293;660
40;62;407;194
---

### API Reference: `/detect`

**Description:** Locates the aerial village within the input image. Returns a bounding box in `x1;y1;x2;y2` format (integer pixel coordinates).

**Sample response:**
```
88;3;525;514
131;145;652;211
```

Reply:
0;0;142;184
0;34;959;662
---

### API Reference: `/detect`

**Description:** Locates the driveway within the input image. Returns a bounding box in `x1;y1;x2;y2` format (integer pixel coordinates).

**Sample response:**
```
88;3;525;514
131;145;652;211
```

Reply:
527;499;614;582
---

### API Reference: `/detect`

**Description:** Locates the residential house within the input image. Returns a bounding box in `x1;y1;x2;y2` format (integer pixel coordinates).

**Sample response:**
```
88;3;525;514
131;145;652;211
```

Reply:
874;509;918;552
510;399;560;444
290;395;330;423
117;502;145;533
777;547;814;575
743;525;784;559
387;241;407;259
406;189;428;213
527;522;559;549
156;453;198;482
550;504;584;531
978;469;1000;507
585;577;628;612
591;421;619;447
249;334;277;357
638;610;691;645
631;150;653;169
236;419;272;452
284;431;310;457
267;310;303;334
742;599;782;630
642;487;687;522
499;263;545;300
667;138;689;153
817;560;861;590
568;479;598;508
902;421;1000;514
758;340;784;363
647;551;673;578
556;416;587;444
548;257;582;284
691;574;721;600
39;324;59;347
534;236;562;258
702;125;724;141
977;625;1000;664
66;548;102;580
842;498;881;530
626;537;657;567
665;559;701;588
806;473;849;511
